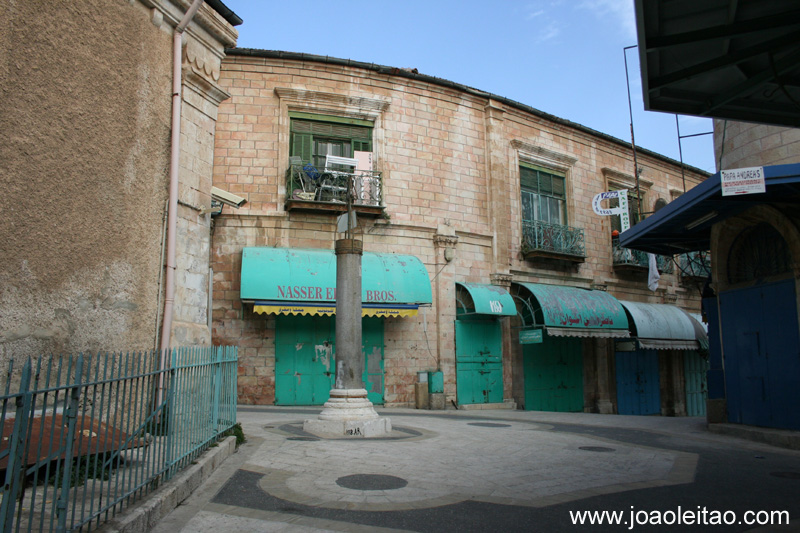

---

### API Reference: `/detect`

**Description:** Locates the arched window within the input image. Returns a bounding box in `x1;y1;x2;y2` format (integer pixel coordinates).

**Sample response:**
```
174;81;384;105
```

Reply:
727;223;792;284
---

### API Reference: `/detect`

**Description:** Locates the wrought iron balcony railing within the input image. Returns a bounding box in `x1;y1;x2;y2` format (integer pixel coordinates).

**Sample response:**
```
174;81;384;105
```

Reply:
287;163;383;209
521;219;586;261
679;250;711;279
612;239;674;274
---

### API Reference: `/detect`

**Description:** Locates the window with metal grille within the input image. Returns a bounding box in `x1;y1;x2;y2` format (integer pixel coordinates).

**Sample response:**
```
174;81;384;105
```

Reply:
290;114;373;168
520;164;566;225
728;222;792;284
609;187;642;232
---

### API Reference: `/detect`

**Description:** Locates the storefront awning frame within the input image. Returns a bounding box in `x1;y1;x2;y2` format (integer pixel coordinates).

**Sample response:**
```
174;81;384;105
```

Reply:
455;282;517;317
241;247;432;317
511;282;630;339
619;300;707;351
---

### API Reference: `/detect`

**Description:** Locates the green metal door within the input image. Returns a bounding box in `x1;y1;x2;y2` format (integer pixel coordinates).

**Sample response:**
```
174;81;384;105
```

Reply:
684;351;709;417
455;319;503;405
523;335;584;412
275;314;336;405
275;315;385;405
362;317;385;405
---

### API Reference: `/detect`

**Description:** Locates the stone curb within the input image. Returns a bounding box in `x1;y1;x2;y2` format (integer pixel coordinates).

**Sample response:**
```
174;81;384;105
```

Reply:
708;423;800;450
100;436;238;533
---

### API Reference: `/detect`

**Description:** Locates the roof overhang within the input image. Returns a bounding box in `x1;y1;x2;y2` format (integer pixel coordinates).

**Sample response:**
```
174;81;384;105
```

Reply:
635;0;800;127
619;163;800;255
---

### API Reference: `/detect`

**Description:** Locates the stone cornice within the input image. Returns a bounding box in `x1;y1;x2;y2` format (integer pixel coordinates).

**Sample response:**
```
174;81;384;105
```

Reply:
183;66;230;106
140;0;238;48
511;140;578;170
274;88;391;115
602;167;654;189
433;234;459;248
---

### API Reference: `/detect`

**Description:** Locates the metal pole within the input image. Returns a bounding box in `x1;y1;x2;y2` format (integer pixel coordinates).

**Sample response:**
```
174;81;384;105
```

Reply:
676;115;687;193
624;46;643;223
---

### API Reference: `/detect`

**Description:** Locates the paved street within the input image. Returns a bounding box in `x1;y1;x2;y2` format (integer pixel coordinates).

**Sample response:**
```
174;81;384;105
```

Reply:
151;407;800;532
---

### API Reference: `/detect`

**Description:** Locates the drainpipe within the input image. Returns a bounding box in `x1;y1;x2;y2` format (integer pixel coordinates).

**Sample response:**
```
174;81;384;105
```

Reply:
158;0;205;405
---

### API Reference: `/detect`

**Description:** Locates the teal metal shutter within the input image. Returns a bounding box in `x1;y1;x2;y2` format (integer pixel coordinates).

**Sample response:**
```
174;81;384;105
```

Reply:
291;133;313;164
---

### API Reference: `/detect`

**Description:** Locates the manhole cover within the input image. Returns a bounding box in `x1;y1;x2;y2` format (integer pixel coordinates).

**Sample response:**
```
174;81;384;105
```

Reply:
286;436;319;441
579;446;615;452
336;474;408;491
771;471;800;479
467;422;511;428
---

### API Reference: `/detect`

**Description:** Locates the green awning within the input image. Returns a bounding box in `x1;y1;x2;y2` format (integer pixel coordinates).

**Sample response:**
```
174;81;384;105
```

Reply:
619;301;706;350
513;282;629;338
456;282;516;316
240;247;432;317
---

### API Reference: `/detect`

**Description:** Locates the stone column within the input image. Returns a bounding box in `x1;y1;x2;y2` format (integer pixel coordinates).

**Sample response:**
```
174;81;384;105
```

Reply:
304;239;391;437
594;338;615;414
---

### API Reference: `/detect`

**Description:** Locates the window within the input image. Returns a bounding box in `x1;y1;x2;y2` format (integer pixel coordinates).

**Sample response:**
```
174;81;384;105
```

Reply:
728;223;792;284
290;113;373;168
520;164;566;225
610;187;642;233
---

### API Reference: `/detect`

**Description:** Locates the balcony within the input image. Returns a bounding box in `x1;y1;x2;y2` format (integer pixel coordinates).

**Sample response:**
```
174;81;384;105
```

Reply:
679;251;711;280
521;220;586;263
285;162;384;216
612;239;674;274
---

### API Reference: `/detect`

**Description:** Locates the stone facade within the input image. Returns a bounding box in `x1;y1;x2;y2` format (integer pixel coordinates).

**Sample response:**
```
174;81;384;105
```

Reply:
714;120;800;170
0;1;238;361
211;51;708;411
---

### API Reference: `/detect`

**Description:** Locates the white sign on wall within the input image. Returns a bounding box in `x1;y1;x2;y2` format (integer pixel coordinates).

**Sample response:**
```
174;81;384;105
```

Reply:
592;189;630;231
721;166;765;196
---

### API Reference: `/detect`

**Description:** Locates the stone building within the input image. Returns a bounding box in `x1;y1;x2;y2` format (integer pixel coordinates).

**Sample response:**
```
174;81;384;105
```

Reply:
0;1;240;360
210;49;710;414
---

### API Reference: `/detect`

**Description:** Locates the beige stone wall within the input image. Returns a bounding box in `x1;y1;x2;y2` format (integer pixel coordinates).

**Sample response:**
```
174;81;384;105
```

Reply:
0;1;236;360
212;54;708;406
714;119;800;170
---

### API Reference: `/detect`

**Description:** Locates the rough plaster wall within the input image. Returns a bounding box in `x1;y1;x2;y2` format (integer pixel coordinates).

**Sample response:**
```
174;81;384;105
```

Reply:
0;1;173;358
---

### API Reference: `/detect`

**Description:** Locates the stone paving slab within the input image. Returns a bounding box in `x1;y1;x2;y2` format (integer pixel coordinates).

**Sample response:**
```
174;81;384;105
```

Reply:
147;407;800;533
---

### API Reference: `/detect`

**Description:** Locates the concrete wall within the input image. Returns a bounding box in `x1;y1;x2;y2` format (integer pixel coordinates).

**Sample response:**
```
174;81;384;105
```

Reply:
212;53;708;407
0;1;237;361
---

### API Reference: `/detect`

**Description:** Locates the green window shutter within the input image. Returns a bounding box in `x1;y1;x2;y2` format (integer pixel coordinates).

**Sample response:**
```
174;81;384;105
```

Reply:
352;140;372;153
520;166;538;190
291;133;313;163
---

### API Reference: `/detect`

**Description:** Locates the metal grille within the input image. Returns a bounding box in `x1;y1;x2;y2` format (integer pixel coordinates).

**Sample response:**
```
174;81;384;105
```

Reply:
0;346;237;532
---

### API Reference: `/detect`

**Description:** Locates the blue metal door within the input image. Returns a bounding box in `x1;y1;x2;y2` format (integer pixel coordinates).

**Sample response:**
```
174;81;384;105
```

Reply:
275;315;336;405
275;315;385;406
455;319;503;405
684;351;709;417
523;335;584;412
720;279;800;429
616;349;661;415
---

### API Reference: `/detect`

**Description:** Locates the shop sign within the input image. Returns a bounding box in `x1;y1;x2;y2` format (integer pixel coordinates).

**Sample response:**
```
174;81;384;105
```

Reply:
519;329;543;344
721;166;765;196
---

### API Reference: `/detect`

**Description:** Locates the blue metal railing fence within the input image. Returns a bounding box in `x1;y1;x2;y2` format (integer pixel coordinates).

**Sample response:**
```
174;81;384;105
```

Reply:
0;346;237;532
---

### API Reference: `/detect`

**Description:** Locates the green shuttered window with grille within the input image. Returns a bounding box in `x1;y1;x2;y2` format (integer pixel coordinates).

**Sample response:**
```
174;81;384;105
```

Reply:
290;113;373;168
520;163;567;225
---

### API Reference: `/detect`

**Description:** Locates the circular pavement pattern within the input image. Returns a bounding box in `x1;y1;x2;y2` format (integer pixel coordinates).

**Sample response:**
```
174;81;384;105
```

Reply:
335;474;409;491
467;422;512;428
579;446;616;452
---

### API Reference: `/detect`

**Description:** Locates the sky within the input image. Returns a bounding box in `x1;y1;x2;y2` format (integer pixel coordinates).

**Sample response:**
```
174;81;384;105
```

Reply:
224;0;717;175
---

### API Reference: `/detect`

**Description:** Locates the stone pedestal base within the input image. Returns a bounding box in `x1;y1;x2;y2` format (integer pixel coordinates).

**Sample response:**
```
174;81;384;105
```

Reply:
303;389;392;438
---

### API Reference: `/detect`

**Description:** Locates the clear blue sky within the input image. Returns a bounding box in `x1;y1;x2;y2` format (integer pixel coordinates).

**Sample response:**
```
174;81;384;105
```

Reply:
225;0;717;175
